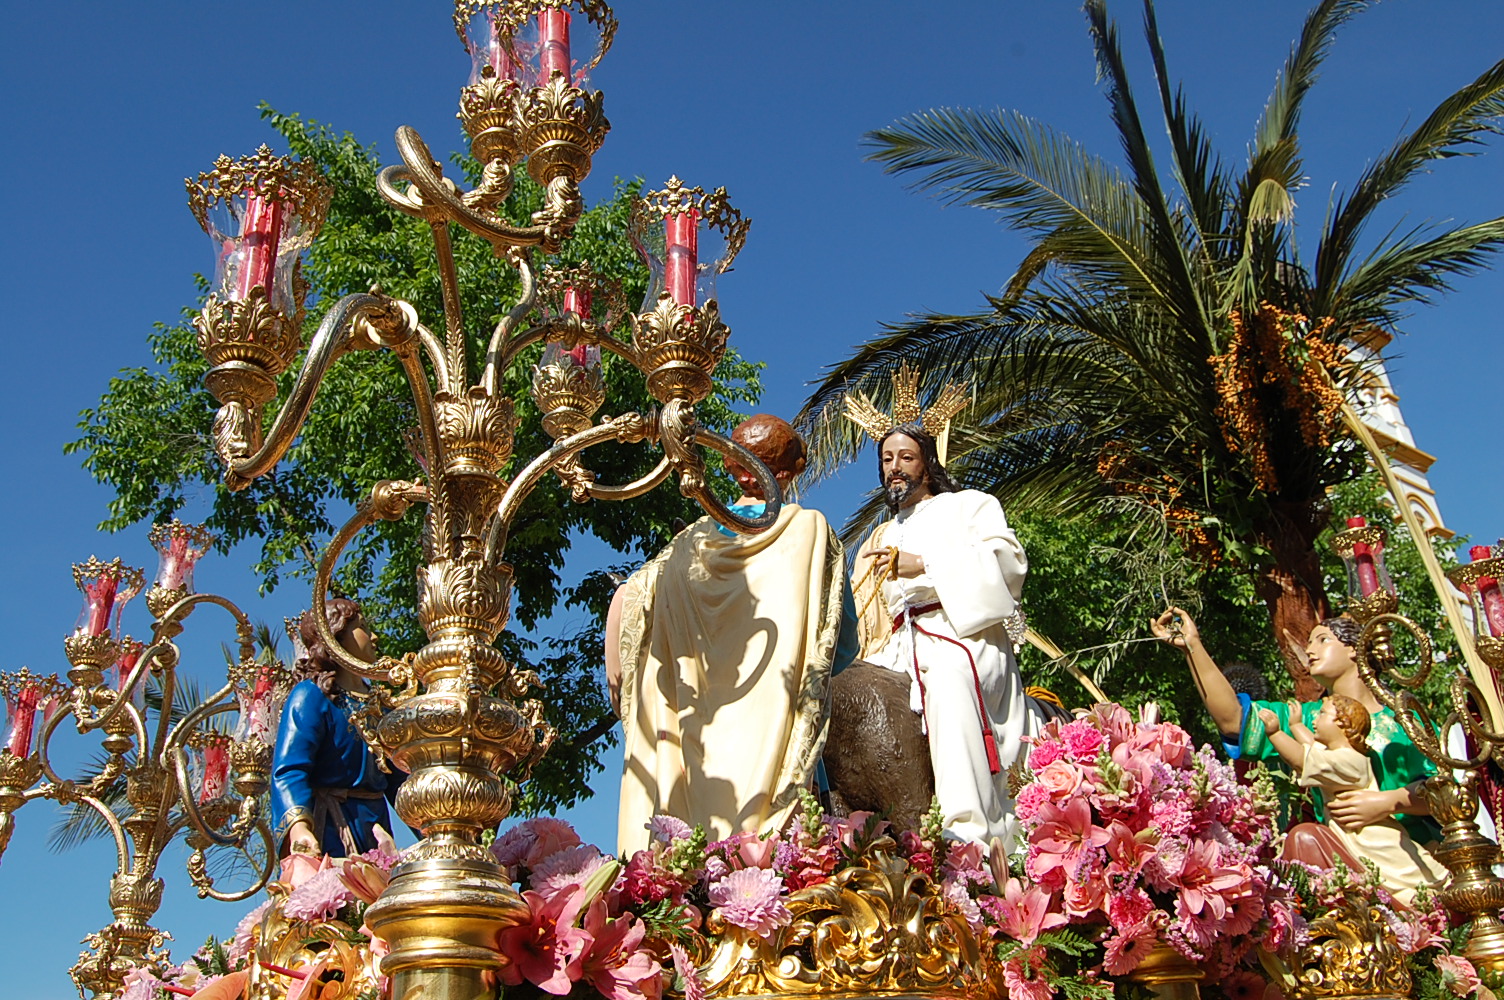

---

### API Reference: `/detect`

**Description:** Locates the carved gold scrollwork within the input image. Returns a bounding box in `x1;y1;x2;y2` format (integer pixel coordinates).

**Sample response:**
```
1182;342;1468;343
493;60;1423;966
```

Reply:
695;846;1000;999
245;882;381;1000
1287;896;1411;1000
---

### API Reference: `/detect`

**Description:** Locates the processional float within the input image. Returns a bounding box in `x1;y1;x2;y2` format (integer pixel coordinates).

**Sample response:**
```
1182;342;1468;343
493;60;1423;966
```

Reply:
4;3;1504;1000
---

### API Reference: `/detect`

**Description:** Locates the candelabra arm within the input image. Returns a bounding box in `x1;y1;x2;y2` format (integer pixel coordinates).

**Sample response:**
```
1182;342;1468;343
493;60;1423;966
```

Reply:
487;413;657;559
428;219;470;395
481;250;540;394
495;317;642;380
310;481;430;683
165;741;243;851
585;456;673;501
221;292;381;489
485;411;779;561
395;343;444;486
414;322;452;391
391;125;550;249
161;688;238;780
186;823;277;903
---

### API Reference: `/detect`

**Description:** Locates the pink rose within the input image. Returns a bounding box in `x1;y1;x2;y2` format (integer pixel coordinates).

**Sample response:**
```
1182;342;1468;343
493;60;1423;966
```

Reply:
1036;761;1082;799
280;851;332;889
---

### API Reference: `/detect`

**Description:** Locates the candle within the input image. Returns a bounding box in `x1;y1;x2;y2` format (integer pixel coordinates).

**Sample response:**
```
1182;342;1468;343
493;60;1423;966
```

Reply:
664;210;699;308
538;9;572;83
482;15;518;81
81;575;119;637
199;739;230;803
115;642;147;711
1346;516;1380;597
562;284;592;320
1471;545;1504;639
5;685;40;757
236;193;285;301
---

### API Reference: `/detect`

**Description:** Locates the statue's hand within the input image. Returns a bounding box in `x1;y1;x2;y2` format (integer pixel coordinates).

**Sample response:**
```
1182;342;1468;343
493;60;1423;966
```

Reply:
1151;606;1199;648
1326;789;1401;831
1257;708;1281;735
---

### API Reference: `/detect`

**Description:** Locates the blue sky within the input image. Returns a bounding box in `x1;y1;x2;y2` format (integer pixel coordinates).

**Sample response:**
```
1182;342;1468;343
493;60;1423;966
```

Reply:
2;2;1501;994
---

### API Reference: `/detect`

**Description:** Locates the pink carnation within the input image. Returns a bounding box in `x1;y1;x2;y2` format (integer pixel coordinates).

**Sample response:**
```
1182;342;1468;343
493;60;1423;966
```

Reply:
1059;720;1104;763
284;866;356;922
620;850;689;906
1015;782;1052;822
647;815;693;844
708;867;792;939
1027;738;1067;771
492;817;583;871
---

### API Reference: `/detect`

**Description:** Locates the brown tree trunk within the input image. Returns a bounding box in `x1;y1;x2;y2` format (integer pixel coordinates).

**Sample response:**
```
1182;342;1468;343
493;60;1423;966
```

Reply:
1254;504;1331;703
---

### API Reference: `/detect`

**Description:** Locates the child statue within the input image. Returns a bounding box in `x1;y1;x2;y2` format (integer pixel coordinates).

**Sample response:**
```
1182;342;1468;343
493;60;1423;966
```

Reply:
271;597;402;857
1258;694;1447;904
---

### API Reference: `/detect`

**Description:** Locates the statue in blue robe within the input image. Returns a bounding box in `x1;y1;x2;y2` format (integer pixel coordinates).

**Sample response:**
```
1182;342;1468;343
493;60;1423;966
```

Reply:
271;597;402;857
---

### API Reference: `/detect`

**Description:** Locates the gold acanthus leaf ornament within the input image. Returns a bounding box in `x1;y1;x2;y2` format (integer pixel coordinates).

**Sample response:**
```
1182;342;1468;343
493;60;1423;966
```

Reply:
1285;895;1411;1000
693;843;1001;1000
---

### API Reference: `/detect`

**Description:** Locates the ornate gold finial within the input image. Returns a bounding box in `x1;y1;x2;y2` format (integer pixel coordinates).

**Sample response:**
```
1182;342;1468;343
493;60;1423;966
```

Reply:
841;361;969;464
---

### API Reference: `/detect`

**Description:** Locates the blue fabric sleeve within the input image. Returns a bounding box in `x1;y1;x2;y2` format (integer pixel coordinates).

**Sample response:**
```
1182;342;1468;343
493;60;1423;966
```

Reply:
1222;693;1253;759
270;681;328;841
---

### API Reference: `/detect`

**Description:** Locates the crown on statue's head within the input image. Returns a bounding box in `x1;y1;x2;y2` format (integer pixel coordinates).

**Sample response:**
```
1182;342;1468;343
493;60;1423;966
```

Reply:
841;361;969;464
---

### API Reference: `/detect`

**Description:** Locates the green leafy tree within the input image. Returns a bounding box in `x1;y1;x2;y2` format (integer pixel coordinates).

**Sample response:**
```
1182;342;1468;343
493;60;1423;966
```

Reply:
1013;469;1464;745
68;106;761;813
799;0;1504;699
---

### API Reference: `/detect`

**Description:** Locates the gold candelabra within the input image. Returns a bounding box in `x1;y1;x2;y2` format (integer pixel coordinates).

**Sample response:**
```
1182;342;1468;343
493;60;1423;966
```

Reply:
1331;521;1504;972
173;2;783;998
0;525;294;998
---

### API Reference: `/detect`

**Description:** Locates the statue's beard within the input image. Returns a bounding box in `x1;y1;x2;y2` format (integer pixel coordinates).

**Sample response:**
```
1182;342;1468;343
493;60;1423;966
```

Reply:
884;472;922;511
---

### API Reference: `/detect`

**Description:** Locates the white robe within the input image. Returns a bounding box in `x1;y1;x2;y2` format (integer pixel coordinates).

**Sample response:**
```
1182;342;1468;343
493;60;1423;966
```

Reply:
860;490;1036;846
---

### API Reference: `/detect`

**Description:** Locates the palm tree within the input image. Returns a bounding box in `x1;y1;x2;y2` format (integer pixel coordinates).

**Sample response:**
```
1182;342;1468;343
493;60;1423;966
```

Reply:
798;0;1504;698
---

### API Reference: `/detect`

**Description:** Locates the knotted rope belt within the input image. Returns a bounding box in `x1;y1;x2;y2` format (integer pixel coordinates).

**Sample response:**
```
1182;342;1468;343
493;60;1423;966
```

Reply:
312;786;386;856
891;601;1001;774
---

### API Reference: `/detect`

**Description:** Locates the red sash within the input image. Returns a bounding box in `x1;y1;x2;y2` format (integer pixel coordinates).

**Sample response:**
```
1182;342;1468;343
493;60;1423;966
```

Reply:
891;602;1001;774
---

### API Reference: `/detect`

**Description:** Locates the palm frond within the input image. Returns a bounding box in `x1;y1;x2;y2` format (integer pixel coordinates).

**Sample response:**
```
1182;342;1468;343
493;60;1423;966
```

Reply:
1083;0;1211;336
1314;57;1504;307
864;107;1168;301
1327;217;1504;325
1139;0;1230;246
1253;0;1372;155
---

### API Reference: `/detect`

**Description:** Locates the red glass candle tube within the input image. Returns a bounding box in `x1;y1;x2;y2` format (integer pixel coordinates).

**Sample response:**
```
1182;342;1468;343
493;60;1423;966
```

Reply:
4;684;41;757
236;193;285;300
80;575;119;638
1346;516;1381;597
199;737;230;803
538;8;572;83
664;210;699;308
1471;545;1504;639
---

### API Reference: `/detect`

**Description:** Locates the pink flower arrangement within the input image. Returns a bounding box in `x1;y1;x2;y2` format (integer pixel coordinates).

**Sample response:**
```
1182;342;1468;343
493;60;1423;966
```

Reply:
1015;703;1284;976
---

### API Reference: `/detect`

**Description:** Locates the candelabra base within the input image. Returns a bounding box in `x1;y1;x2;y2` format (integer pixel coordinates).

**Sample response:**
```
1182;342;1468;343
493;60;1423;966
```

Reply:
364;854;529;1000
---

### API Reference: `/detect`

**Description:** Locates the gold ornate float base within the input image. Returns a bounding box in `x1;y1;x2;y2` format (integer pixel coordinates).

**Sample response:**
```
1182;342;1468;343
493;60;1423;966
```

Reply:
694;845;1000;1000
